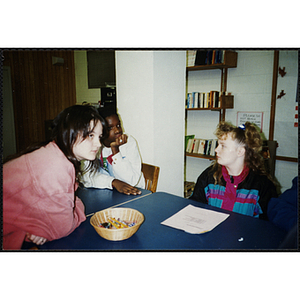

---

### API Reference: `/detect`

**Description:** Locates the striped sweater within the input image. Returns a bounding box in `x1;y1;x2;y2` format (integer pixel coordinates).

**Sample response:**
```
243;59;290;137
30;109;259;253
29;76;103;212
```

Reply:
190;165;278;220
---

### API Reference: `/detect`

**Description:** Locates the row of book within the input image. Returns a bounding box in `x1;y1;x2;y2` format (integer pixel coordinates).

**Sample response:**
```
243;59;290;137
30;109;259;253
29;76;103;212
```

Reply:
187;51;197;67
186;91;221;109
187;50;225;67
186;138;218;156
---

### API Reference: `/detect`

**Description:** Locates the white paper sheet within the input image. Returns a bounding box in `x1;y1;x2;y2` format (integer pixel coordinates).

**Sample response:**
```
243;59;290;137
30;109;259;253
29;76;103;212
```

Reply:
161;204;230;234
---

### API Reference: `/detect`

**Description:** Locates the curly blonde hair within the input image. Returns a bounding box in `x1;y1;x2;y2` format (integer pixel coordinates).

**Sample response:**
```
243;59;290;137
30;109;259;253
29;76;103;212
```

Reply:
211;121;268;184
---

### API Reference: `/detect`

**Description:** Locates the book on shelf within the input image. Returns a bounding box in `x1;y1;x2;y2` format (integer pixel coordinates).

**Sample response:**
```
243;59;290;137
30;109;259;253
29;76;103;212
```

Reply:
206;139;212;155
188;50;238;69
205;51;213;65
191;139;197;153
216;51;224;64
192;92;198;108
195;50;207;66
187;50;197;67
186;139;193;153
211;91;220;108
209;139;217;156
193;50;225;66
186;91;221;109
186;138;218;156
185;135;195;151
198;139;206;154
203;140;208;155
186;92;198;109
192;139;200;154
199;93;204;108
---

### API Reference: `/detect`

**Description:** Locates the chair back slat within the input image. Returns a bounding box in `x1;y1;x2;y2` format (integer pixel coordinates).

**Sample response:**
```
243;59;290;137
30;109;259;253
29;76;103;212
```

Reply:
141;163;160;193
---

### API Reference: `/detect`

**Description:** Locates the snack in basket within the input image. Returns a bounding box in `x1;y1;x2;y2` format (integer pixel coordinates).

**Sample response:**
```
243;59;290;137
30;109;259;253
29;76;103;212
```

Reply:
99;217;137;229
90;208;144;241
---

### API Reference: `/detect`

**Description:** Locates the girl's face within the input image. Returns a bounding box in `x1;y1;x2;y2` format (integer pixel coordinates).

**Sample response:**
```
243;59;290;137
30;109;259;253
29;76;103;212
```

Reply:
215;133;241;168
104;114;123;146
73;120;103;161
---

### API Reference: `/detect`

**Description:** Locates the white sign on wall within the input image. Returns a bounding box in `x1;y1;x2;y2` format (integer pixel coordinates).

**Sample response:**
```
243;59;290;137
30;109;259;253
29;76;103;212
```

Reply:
236;112;263;131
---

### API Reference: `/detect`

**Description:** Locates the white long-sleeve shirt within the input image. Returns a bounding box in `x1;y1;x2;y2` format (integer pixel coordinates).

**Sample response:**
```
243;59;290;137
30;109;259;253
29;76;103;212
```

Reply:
81;135;145;189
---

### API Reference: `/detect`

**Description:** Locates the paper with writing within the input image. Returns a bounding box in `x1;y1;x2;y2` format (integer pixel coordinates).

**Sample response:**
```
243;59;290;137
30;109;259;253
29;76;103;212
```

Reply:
161;204;230;234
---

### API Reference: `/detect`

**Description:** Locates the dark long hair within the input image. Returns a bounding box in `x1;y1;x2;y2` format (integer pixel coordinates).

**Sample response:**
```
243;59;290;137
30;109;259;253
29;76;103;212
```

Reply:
52;105;106;179
4;105;106;181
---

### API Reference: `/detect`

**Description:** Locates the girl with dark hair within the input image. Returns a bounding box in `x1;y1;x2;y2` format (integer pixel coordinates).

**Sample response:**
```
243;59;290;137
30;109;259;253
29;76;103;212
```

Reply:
3;105;106;250
190;121;278;220
81;106;144;194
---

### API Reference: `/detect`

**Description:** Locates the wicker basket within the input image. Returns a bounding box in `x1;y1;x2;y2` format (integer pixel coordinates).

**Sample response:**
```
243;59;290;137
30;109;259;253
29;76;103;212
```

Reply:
90;208;144;241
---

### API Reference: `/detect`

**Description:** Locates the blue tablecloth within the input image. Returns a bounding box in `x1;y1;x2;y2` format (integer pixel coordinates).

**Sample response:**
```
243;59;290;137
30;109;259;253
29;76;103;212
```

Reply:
38;190;292;251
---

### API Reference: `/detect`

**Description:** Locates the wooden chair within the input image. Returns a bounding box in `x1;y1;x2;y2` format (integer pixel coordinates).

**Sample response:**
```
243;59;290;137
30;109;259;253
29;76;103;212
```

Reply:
141;163;160;193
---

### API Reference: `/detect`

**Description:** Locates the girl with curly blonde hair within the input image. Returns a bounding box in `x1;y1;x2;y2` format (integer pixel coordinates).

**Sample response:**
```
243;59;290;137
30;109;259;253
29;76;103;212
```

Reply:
190;122;278;219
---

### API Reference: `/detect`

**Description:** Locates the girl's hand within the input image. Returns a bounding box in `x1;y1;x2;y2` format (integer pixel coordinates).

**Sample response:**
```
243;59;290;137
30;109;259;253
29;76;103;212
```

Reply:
26;233;47;245
110;134;128;155
112;179;141;195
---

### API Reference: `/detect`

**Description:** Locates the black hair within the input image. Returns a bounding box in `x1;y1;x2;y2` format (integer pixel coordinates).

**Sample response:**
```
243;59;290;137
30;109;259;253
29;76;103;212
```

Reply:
52;105;106;179
98;106;118;120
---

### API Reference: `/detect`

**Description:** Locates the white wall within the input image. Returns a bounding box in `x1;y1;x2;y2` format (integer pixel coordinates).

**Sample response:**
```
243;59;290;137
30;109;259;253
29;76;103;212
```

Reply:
186;50;298;192
116;51;186;196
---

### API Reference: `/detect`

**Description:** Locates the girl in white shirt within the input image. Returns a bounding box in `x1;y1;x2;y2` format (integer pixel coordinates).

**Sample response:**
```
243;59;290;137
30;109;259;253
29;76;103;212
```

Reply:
81;107;144;194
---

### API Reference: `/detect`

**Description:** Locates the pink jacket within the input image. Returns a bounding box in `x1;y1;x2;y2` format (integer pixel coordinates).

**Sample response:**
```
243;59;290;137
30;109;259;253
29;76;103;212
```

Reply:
3;142;86;250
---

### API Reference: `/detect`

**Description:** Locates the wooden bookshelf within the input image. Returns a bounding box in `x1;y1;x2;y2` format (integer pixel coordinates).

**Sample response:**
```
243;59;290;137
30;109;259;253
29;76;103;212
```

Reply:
186;95;234;110
185;50;238;162
187;51;237;71
220;94;234;109
185;152;216;160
